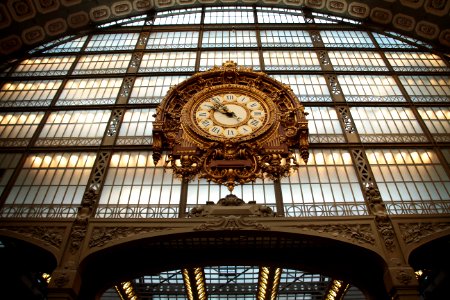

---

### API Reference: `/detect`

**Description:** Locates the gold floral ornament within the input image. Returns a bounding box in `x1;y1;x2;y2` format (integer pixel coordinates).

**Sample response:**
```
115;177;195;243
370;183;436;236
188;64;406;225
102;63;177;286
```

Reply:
152;61;309;192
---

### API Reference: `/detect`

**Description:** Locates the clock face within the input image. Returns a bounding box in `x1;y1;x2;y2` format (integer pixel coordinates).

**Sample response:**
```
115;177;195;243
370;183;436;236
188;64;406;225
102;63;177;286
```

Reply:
194;93;268;140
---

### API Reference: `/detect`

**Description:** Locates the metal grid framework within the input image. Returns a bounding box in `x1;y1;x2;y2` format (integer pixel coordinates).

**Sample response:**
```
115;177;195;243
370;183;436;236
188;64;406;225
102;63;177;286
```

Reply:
0;6;448;221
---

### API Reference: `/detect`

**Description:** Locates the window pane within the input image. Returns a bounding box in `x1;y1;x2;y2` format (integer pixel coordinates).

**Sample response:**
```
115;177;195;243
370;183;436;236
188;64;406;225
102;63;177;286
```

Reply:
202;31;257;48
366;149;450;214
271;74;332;102
260;30;313;47
399;75;450;103
351;107;426;143
97;152;180;218
0;80;62;107
36;110;111;146
321;31;375;48
147;31;199;49
129;76;188;104
73;54;131;74
339;75;405;102
200;51;260;71
57;78;123;106
117;108;156;145
0;112;44;146
12;56;76;76
139;52;196;72
85;33;139;51
385;52;450;72
329;51;388;71
263;51;320;71
2;152;96;218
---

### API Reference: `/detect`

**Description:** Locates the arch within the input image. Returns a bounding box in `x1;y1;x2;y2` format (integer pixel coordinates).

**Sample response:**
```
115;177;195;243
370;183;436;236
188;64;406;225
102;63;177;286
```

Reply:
0;235;57;300
1;1;449;62
408;234;450;300
79;230;389;299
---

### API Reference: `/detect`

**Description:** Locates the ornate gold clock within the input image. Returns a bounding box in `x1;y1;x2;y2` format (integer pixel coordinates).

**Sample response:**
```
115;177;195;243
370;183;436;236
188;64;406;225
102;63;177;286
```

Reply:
152;61;309;192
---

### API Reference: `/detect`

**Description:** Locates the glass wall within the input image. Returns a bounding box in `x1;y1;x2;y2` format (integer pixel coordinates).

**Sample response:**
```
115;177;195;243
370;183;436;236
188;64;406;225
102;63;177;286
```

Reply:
0;6;448;219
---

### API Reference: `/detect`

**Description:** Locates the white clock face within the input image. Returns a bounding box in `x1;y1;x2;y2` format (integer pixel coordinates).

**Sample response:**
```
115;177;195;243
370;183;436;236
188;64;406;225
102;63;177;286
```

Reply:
194;93;267;139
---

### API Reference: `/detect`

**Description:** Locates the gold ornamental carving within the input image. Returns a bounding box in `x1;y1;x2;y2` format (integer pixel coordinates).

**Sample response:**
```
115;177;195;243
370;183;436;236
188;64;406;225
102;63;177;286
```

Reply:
152;61;309;191
400;222;450;244
2;226;65;249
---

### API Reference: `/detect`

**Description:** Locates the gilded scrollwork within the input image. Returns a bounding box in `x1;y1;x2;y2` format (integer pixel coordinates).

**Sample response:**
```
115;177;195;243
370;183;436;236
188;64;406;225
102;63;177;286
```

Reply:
2;226;65;249
88;226;172;248
400;222;450;244
290;224;376;246
193;216;270;231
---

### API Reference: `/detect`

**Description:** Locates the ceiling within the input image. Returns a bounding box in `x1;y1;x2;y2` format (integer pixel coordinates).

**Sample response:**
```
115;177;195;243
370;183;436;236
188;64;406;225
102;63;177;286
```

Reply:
0;0;449;64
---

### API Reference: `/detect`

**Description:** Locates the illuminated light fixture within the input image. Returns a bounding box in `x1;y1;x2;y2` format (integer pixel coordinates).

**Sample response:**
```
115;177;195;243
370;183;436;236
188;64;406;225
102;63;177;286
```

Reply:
115;281;138;300
257;266;282;300
42;273;51;284
182;267;207;300
324;279;349;300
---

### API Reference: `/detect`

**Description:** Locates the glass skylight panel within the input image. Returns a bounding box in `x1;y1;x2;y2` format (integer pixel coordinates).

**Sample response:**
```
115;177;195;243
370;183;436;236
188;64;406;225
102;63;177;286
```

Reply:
154;9;201;25
204;8;254;24
0;153;22;196
129;76;188;104
29;35;76;54
372;33;417;49
328;51;388;71
350;107;426;143
44;36;88;53
385;52;450;72
73;53;132;74
257;9;305;23
199;51;260;71
85;33;139;51
116;108;156;145
97;152;180;218
139;52;196;72
338;75;405;102
1;152;96;218
0;112;45;146
202;31;257;48
12;56;76;76
97;15;147;28
260;30;313;48
36;110;111;146
283;149;366;217
57;78;123;106
146;31;199;49
304;107;345;143
0;80;62;107
312;12;361;24
271;74;332;102
187;177;275;209
399;75;450;102
366;149;450;214
263;51;321;71
417;107;450;142
320;31;375;48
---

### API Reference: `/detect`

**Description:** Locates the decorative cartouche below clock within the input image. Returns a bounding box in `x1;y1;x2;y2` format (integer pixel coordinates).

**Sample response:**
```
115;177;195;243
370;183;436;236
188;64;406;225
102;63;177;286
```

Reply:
152;61;309;192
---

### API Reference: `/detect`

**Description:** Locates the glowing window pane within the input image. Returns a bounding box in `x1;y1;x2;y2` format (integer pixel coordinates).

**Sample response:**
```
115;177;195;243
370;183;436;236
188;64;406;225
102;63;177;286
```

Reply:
202;31;257;48
2;152;96;218
417;107;450;142
351;107;426;143
44;36;88;53
339;75;405;102
147;31;199;49
73;54;132;75
385;52;450;72
204;7;254;24
97;152;180;218
139;52;196;72
263;51;321;71
321;31;374;48
37;110;111;146
399;75;450;102
129;76;188;104
260;30;313;47
366;149;450;214
12;56;76;76
271;74;332;102
116;109;156;145
154;9;201;25
0;112;44;146
0;80;62;107
283;149;366;217
199;51;260;71
57;78;123;106
328;51;388;71
86;33;139;51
